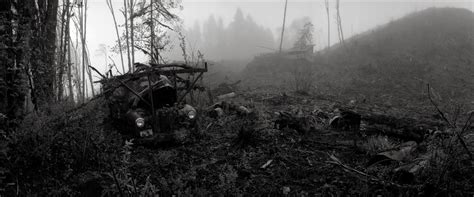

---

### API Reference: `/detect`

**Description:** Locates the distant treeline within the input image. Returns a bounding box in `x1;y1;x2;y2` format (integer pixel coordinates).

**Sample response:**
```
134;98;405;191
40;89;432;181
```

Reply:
167;8;315;61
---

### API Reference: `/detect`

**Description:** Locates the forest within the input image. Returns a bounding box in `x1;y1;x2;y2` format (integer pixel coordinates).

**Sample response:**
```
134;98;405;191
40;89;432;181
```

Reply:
1;0;473;196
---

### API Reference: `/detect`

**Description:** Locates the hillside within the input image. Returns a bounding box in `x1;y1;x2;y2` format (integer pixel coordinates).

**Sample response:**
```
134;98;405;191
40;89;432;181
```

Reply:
242;7;474;107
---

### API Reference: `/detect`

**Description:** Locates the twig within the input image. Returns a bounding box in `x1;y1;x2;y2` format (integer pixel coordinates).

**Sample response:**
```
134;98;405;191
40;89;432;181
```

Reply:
89;65;106;79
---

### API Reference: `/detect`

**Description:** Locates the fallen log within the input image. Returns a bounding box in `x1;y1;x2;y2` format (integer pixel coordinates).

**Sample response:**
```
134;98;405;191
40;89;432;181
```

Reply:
359;112;446;142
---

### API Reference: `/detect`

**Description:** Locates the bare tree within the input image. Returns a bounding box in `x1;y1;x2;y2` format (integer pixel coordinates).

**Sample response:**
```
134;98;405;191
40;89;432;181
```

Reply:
150;0;155;63
107;0;126;74
129;0;135;70
324;0;330;51
57;1;67;101
335;0;345;46
65;1;73;102
123;0;132;71
279;0;288;53
78;0;86;102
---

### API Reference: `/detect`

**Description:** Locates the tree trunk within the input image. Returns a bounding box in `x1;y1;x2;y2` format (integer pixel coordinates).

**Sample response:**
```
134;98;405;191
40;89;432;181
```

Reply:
57;1;68;101
66;3;74;103
124;0;131;71
80;2;86;102
57;2;66;100
278;0;288;53
107;0;126;73
325;0;330;51
150;0;155;63
0;1;27;117
44;0;60;103
130;0;135;70
83;0;95;97
335;0;345;46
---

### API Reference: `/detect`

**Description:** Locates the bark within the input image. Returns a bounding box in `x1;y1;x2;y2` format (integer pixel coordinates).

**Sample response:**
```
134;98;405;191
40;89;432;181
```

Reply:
324;0;330;51
57;1;68;101
86;48;95;97
57;2;66;100
130;0;135;70
66;3;74;102
107;0;126;73
80;0;87;103
335;0;345;45
74;25;83;101
11;0;59;111
84;0;94;97
123;0;131;71
0;0;27;117
150;0;155;63
278;0;288;53
43;0;60;103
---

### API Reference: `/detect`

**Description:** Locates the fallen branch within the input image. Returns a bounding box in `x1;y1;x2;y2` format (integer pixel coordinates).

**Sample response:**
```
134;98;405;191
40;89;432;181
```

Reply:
327;154;420;189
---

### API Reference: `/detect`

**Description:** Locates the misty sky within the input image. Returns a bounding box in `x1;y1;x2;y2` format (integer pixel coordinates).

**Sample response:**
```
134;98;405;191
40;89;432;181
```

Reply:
85;0;473;73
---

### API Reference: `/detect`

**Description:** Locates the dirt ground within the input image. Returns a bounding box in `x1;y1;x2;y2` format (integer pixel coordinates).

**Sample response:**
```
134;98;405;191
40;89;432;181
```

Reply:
116;90;473;196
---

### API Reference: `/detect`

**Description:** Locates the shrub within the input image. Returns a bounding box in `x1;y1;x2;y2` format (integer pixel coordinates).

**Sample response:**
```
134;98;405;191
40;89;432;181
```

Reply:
3;100;123;196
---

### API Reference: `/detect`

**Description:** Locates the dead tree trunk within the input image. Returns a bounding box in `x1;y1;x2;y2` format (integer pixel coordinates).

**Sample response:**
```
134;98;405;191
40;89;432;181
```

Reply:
324;0;330;51
129;0;135;70
335;0;345;46
107;0;126;74
278;0;288;53
123;0;132;71
65;2;74;102
74;24;83;102
83;0;94;97
57;2;67;101
150;0;155;63
79;1;86;102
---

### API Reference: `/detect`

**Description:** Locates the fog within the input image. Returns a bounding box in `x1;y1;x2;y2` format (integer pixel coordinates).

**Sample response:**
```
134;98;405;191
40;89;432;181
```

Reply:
87;0;473;69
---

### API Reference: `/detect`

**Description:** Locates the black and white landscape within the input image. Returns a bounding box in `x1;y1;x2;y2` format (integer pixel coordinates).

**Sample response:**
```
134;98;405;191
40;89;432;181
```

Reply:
1;0;473;196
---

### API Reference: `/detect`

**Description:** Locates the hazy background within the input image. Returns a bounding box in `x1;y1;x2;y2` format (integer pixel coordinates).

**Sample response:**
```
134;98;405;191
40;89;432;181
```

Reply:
86;0;473;73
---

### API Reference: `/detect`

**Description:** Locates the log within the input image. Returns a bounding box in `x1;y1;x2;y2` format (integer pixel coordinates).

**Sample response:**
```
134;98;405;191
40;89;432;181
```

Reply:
360;112;445;142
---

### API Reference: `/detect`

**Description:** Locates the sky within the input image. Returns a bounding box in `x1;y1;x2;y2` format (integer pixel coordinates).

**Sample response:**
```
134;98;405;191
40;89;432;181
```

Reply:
84;0;473;73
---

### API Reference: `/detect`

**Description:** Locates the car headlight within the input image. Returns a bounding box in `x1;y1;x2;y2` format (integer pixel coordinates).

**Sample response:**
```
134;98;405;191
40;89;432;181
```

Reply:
187;110;196;119
135;117;145;128
181;104;197;119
